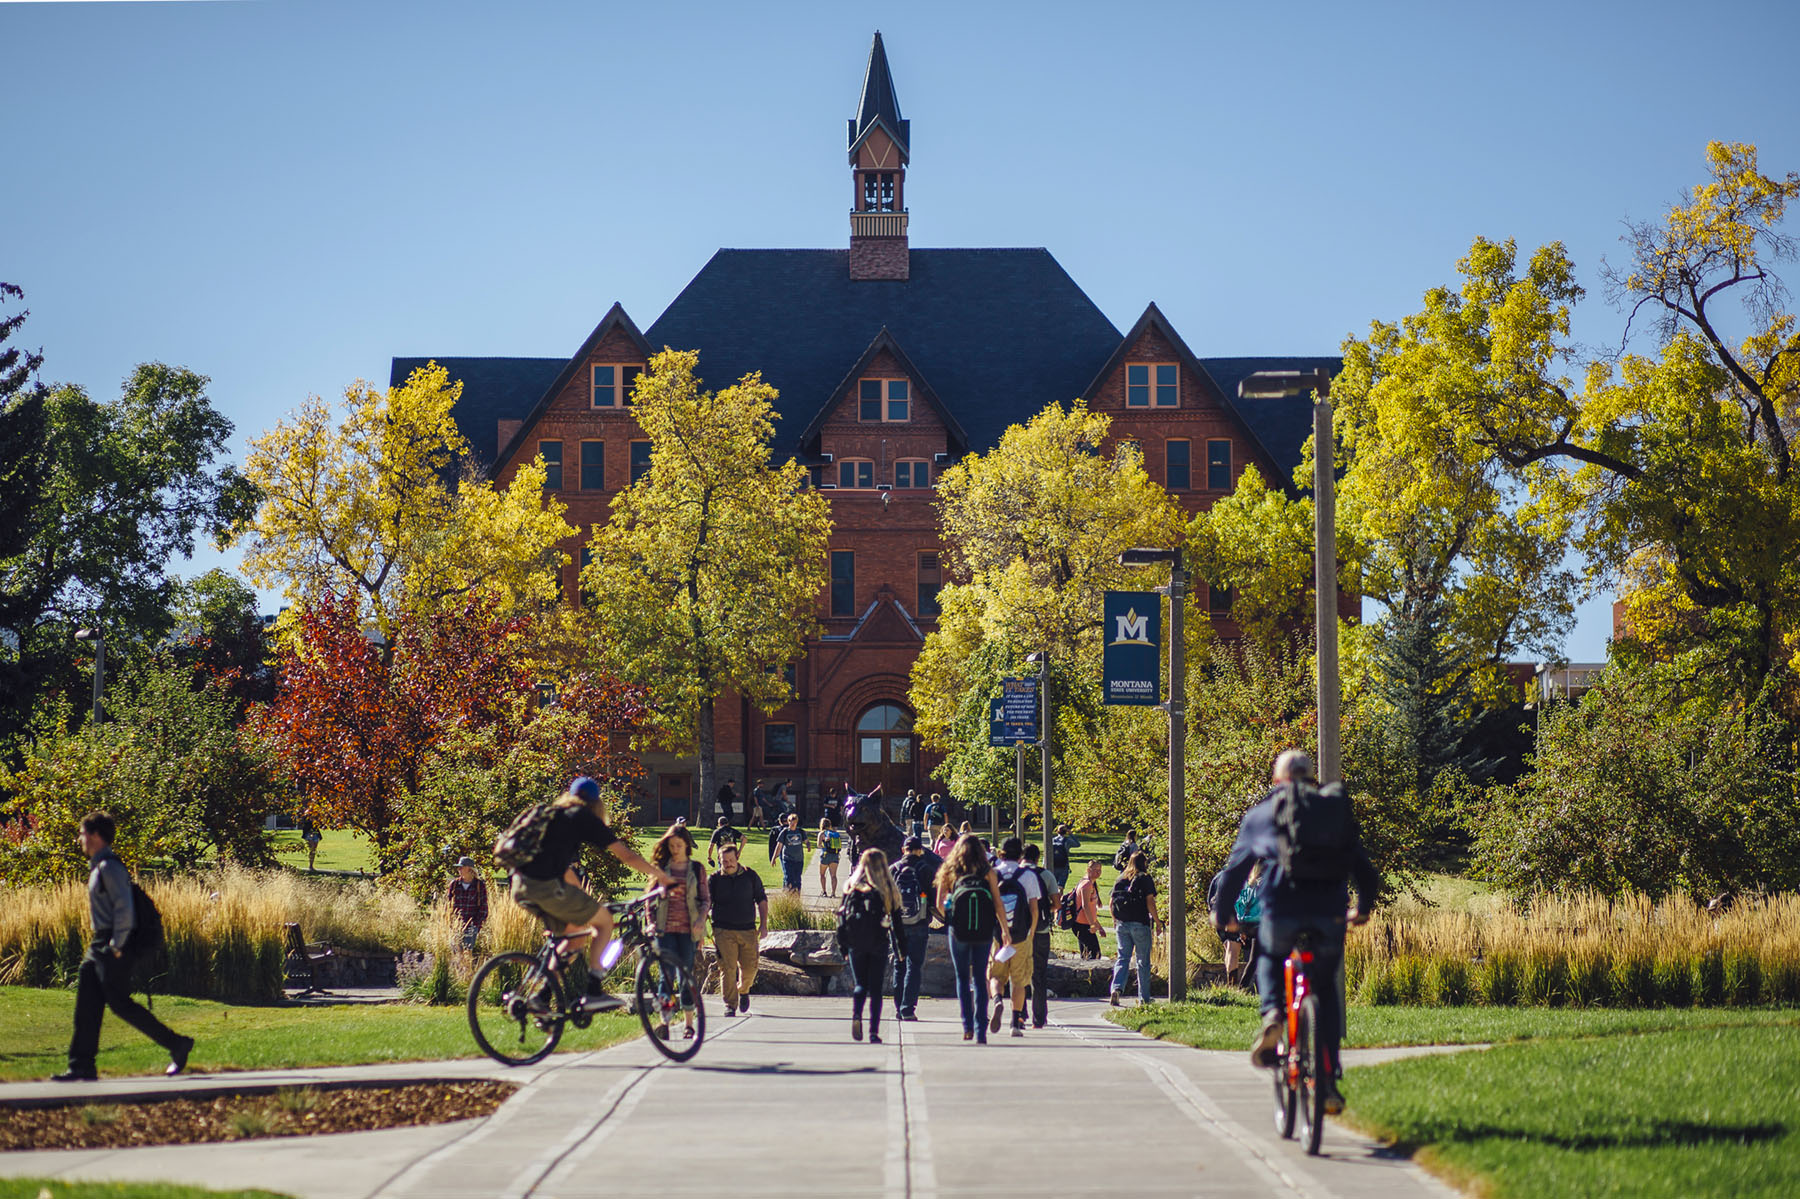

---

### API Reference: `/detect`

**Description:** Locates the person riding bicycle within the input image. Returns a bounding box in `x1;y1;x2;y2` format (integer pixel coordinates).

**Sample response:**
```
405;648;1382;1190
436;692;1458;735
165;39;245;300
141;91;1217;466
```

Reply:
1212;749;1377;1115
508;776;676;1013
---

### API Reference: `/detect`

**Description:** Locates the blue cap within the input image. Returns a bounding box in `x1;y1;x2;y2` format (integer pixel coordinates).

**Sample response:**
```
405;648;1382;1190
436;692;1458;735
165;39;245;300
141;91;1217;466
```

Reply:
570;776;601;802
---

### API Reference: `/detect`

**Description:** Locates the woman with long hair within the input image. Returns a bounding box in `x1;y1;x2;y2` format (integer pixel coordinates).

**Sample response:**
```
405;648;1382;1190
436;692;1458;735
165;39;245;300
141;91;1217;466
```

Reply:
935;834;1011;1043
817;817;843;898
839;848;902;1042
1109;850;1159;1007
648;824;710;1040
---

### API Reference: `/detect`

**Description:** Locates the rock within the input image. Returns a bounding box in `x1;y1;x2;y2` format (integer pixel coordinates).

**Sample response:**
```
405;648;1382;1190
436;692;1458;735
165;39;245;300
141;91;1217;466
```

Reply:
1044;954;1116;997
793;947;845;969
748;958;821;996
758;929;836;964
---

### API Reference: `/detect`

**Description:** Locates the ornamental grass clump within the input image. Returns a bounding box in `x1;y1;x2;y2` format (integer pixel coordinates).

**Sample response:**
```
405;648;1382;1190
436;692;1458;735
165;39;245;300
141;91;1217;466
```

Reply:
1343;890;1800;1008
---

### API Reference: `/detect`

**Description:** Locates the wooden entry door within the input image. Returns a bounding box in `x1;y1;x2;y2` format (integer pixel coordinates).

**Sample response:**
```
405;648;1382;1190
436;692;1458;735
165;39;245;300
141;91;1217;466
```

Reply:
854;703;916;796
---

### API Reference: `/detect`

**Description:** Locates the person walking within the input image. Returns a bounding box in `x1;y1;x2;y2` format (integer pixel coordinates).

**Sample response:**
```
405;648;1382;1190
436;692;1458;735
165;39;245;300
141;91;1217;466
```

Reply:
1049;824;1082;891
1114;829;1141;872
446;856;489;951
706;814;743;868
300;815;323;872
924;794;946;838
1214;749;1378;1114
816;817;843;897
1022;843;1059;1028
888;834;942;1020
936;833;1011;1043
771;812;808;892
932;824;956;859
717;781;738;824
1071;859;1108;959
648;824;710;1041
709;842;768;1016
54;811;194;1082
1109;851;1159;1007
987;836;1041;1038
837;848;903;1043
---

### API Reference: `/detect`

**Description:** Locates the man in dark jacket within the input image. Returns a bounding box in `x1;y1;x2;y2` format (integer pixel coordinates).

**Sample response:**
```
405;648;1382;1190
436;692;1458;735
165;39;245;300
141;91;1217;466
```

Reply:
1212;750;1378;1115
55;811;194;1082
888;835;943;1020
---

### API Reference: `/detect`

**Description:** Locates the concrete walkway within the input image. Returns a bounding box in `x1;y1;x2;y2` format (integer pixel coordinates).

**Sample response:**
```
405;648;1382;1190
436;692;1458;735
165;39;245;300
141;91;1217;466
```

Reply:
0;997;1463;1199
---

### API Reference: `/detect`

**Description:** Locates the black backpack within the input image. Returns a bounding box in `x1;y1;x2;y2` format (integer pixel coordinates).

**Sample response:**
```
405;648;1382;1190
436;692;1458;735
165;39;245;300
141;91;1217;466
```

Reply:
1111;874;1150;924
493;803;560;870
994;863;1035;941
1056;889;1079;930
890;858;929;924
947;874;998;943
129;881;165;955
1272;780;1356;884
836;888;889;953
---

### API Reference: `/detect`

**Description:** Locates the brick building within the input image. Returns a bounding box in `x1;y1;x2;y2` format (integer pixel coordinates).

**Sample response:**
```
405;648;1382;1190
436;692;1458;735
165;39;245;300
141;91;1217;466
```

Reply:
391;34;1337;824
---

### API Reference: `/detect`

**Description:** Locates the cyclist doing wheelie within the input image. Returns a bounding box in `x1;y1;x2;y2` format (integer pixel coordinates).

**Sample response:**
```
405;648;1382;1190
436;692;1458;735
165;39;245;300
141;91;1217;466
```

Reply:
502;776;675;1014
1211;750;1377;1116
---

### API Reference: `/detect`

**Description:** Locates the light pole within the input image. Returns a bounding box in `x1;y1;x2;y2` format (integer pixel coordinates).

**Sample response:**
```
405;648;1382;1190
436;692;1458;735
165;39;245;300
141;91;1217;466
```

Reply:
1238;368;1339;783
74;627;105;724
1024;650;1051;859
1118;547;1186;1001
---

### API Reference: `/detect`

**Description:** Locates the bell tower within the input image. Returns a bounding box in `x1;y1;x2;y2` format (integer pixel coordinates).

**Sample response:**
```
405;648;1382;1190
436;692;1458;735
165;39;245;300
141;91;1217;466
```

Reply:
847;32;910;281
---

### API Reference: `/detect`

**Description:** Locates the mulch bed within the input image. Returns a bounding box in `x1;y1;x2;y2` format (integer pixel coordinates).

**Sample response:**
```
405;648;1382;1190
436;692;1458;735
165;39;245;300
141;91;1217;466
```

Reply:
0;1080;517;1151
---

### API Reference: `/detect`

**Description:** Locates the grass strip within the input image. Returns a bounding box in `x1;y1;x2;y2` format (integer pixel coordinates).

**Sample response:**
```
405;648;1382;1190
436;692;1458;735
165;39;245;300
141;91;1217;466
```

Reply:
1341;1025;1800;1198
0;987;637;1082
1106;988;1800;1049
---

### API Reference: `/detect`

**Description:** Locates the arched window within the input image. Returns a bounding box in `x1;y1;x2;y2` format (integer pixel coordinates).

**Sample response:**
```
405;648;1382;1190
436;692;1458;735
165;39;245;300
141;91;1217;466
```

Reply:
857;703;913;733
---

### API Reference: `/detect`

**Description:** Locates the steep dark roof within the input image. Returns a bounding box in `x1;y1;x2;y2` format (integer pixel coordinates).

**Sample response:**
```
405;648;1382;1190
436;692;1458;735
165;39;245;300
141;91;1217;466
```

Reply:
801;326;969;451
387;356;566;471
643;248;1121;457
849;31;908;161
1196;356;1343;488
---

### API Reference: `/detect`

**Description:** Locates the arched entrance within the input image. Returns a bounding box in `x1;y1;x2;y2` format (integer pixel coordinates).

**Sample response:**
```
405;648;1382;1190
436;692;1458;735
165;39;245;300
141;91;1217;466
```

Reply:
855;702;915;796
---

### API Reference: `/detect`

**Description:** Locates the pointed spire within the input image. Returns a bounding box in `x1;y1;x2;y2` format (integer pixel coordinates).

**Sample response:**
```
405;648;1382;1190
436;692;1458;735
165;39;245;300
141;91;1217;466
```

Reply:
848;31;909;162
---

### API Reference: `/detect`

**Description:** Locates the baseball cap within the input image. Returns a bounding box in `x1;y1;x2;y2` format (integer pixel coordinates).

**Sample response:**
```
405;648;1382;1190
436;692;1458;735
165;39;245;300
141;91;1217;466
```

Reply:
570;776;601;802
455;855;476;868
903;834;924;850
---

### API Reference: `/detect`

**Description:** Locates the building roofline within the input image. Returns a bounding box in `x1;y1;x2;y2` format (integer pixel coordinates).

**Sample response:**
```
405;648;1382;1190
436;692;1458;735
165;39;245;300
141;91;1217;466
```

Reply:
491;302;653;478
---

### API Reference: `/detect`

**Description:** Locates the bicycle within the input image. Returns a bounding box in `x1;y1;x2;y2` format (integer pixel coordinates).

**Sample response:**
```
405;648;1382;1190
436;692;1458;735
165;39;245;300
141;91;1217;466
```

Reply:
1269;926;1333;1155
467;886;707;1066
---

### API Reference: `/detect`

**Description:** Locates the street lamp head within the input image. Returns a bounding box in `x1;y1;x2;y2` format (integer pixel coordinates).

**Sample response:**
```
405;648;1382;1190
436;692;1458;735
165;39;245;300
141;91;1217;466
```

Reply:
1238;368;1332;401
1024;651;1047;664
1118;547;1177;566
74;628;101;643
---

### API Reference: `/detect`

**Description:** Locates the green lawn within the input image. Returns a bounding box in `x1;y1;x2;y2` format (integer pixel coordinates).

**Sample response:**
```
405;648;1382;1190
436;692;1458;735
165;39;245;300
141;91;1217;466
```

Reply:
0;1184;291;1199
0;987;638;1082
1343;1025;1800;1198
267;827;375;874
1107;987;1800;1049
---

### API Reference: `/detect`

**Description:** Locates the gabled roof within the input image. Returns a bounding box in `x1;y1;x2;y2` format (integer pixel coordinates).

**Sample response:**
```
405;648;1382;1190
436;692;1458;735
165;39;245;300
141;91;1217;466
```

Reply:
1197;356;1343;488
644;248;1121;457
490;303;653;475
800;326;969;453
387;355;566;472
848;31;909;163
1083;303;1338;491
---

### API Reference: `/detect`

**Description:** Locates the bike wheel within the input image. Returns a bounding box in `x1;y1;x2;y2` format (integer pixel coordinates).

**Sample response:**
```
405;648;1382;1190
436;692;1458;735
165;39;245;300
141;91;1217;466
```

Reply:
1272;1031;1297;1139
1295;993;1327;1155
468;951;565;1067
635;951;706;1062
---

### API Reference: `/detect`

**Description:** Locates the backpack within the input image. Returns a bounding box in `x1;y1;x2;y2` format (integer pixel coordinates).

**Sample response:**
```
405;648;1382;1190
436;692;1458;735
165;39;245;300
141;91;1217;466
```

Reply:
835;887;889;953
995;863;1035;941
890;858;929;924
1056;888;1079;930
1111;874;1151;924
128;881;165;955
493;803;559;871
947;875;998;943
1114;843;1135;871
1271;780;1356;884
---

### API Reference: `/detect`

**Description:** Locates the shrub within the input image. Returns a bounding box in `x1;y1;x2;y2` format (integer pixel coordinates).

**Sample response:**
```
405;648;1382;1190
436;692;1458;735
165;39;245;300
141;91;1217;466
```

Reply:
1565;949;1611;1007
1652;952;1693;1007
1422;956;1469;1006
1723;948;1763;1005
1609;951;1656;1007
1475;952;1519;1006
1358;958;1398;1005
1692;944;1725;1006
767;891;831;931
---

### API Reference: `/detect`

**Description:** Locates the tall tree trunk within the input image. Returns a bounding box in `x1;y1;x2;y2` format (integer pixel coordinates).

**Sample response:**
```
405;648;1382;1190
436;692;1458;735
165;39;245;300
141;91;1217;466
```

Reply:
697;695;716;826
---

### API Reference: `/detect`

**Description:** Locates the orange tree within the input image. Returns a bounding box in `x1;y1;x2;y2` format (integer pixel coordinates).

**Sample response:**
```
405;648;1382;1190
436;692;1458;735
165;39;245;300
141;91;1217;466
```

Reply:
256;591;647;887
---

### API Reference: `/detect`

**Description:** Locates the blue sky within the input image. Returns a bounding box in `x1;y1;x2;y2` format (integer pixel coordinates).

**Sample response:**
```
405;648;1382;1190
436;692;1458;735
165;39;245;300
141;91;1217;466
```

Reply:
9;0;1799;660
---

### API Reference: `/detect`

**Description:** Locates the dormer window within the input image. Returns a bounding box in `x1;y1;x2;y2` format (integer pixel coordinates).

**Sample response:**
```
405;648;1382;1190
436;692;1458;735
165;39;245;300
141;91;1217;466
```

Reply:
591;363;645;408
1127;363;1179;407
859;378;909;422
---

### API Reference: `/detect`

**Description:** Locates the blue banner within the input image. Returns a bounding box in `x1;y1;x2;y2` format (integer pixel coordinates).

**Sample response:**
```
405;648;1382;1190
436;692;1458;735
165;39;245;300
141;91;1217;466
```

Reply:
1103;591;1161;706
989;677;1038;745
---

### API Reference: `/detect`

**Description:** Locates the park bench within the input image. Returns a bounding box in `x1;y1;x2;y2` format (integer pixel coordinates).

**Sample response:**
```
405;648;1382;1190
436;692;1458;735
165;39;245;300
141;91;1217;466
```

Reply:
283;922;334;998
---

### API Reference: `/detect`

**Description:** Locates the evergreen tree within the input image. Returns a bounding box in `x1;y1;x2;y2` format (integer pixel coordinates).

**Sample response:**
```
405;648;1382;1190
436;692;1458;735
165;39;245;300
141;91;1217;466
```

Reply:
1370;586;1504;794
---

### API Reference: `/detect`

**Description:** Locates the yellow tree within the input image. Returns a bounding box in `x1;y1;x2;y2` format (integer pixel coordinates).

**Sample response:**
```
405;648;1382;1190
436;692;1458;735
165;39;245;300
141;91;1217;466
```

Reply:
581;349;832;809
234;362;574;650
912;400;1184;822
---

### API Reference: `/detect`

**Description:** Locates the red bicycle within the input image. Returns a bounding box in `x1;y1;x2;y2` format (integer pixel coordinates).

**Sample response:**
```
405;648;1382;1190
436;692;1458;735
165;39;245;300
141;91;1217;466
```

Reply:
1270;926;1331;1154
